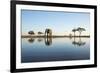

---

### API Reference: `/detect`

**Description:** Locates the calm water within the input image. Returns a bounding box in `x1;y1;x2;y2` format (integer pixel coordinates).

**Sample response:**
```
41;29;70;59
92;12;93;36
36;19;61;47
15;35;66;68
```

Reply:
21;37;90;63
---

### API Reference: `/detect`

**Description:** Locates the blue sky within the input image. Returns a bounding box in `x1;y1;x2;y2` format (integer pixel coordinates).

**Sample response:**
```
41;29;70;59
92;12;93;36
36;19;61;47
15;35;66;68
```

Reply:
21;10;90;35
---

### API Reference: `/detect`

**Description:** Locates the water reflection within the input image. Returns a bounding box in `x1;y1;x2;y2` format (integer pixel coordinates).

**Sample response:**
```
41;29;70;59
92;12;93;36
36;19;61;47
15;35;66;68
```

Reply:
37;38;43;42
22;37;90;63
27;37;86;46
72;37;86;46
45;37;52;46
28;38;35;43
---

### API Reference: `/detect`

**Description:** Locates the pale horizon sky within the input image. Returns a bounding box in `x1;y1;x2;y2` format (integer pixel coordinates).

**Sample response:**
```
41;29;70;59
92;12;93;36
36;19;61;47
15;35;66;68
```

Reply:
21;10;90;35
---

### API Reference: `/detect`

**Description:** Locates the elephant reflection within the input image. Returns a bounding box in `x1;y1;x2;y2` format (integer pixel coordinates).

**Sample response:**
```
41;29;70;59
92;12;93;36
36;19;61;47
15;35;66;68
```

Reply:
45;37;52;46
28;38;35;43
72;37;86;46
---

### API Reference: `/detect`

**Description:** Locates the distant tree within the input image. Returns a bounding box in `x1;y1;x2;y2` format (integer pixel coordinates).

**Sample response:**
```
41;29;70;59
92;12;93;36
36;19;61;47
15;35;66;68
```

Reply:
77;27;85;37
28;31;35;36
38;32;43;34
72;29;77;37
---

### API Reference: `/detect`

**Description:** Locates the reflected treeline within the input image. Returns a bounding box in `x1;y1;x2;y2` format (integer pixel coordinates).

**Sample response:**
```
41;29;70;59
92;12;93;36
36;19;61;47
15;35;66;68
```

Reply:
38;38;43;42
27;37;52;46
72;37;86;46
27;37;86;46
72;41;86;46
28;38;35;43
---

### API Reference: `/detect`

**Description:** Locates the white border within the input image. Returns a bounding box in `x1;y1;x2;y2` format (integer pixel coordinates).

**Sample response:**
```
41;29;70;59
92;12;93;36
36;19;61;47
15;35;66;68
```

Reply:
16;4;94;69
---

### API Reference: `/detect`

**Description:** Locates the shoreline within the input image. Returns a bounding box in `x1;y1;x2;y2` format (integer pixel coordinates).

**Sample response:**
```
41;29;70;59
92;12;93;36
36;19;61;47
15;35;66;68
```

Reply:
21;35;90;38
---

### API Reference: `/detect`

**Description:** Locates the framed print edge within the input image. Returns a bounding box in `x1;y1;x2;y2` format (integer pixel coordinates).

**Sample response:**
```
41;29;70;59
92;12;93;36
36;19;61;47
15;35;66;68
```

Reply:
10;1;16;72
10;1;97;72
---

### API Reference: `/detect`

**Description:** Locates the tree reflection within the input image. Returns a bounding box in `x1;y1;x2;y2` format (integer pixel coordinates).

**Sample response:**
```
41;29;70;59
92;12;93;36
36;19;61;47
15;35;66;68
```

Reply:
37;38;43;42
72;37;86;46
45;37;52;46
27;36;86;47
28;38;35;43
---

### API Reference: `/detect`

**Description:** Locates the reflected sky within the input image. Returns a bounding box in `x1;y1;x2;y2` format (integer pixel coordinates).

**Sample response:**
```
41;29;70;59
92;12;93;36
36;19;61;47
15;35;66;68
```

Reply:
21;37;90;63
